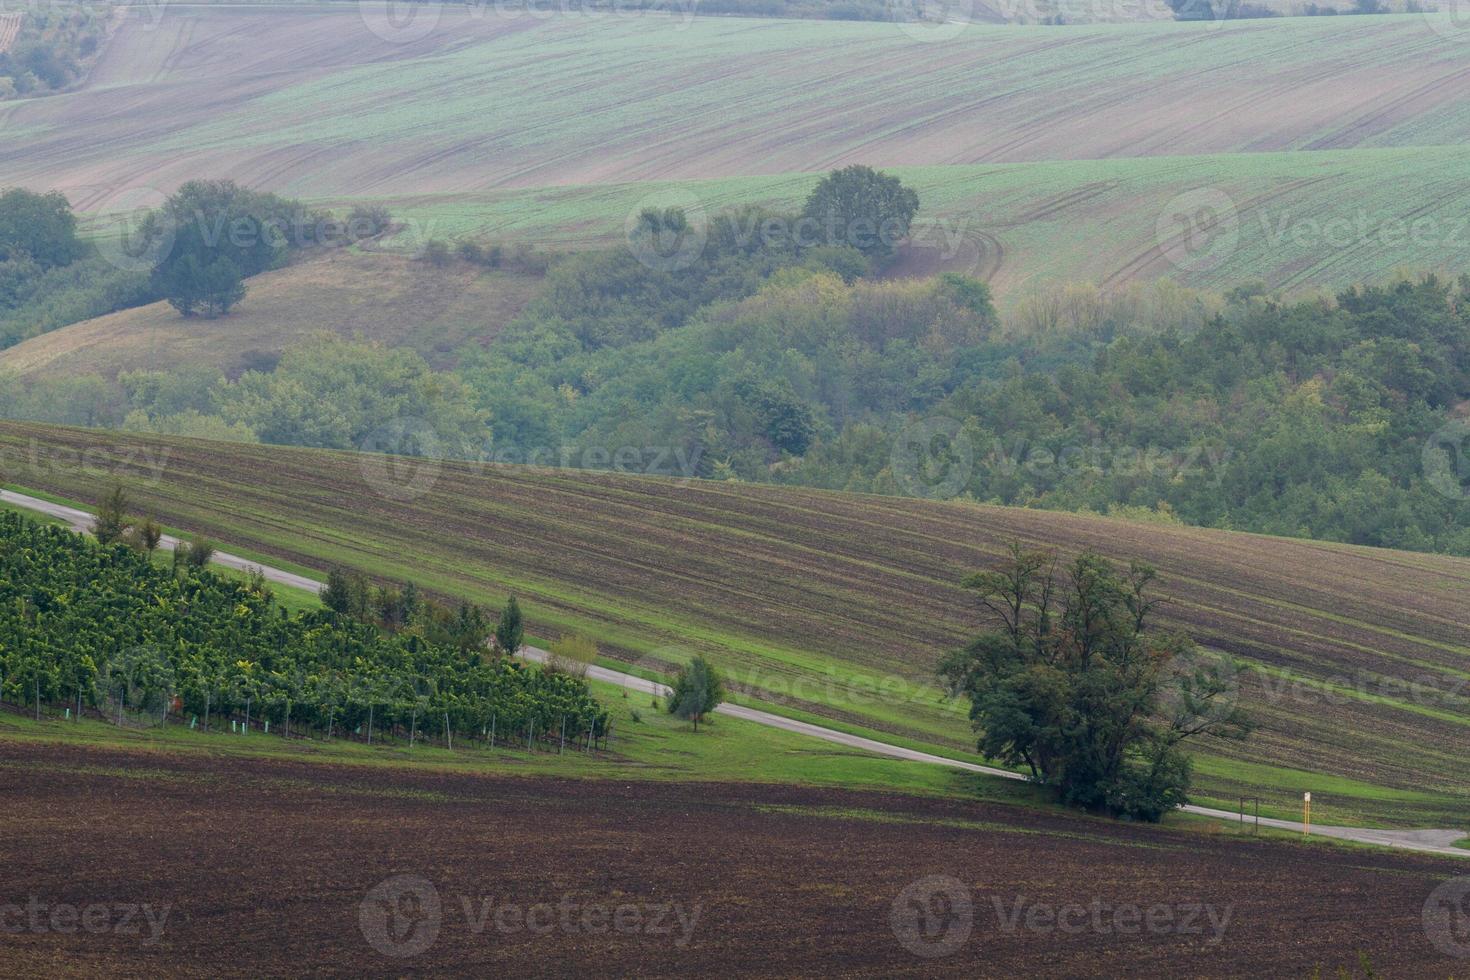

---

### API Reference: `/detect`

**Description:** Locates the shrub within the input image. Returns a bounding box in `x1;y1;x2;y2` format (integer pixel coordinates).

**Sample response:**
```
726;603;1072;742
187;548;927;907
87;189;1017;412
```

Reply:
548;633;597;677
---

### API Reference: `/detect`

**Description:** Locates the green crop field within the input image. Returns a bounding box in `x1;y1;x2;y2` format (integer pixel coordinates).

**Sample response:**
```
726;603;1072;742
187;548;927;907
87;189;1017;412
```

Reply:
345;145;1470;293
6;5;1470;294
3;420;1467;829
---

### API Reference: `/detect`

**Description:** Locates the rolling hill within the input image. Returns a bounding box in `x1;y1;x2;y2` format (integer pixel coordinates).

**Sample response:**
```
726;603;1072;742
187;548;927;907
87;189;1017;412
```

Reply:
12;8;1468;196
2;419;1466;828
0;247;539;380
4;6;1469;291
352;146;1470;292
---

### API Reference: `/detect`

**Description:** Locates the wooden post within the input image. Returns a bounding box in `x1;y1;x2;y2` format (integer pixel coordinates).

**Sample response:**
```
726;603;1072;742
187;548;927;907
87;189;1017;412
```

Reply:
1303;792;1311;836
445;711;452;751
367;703;374;745
204;691;211;733
559;715;566;755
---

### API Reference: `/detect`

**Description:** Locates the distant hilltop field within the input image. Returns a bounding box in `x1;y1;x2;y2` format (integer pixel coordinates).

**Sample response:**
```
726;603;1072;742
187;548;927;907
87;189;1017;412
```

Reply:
2;5;1466;292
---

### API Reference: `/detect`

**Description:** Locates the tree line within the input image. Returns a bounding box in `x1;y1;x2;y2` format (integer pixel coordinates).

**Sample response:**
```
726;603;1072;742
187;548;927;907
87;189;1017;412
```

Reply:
5;168;1468;557
0;180;385;353
0;7;108;100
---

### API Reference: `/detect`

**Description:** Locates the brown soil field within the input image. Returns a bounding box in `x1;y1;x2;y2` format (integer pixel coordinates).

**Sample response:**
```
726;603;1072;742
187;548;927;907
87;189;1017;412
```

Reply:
0;740;1464;977
1;421;1467;827
0;249;539;380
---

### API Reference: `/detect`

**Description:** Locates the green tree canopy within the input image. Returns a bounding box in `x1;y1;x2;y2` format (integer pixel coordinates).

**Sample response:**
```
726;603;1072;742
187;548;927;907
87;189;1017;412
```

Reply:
0;188;82;270
938;543;1250;821
799;165;919;258
147;180;317;317
667;655;724;731
495;595;524;656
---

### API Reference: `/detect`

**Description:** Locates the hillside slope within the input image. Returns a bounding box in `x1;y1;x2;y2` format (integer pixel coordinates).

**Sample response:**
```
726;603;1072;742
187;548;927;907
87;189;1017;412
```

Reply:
2;420;1466;827
6;9;1467;201
4;6;1464;290
0;248;538;380
365;145;1470;292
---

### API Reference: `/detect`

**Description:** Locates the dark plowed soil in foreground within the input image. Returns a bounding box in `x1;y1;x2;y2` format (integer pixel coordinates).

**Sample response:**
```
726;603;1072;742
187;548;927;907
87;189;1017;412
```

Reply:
1;743;1465;977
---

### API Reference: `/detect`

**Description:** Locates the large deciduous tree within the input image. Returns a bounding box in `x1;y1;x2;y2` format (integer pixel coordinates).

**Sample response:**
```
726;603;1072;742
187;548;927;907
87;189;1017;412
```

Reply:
938;543;1250;821
799;165;919;258
147;180;312;318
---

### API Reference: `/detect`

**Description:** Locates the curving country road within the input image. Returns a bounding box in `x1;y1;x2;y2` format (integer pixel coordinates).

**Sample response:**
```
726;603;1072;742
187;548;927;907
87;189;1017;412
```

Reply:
5;488;1466;858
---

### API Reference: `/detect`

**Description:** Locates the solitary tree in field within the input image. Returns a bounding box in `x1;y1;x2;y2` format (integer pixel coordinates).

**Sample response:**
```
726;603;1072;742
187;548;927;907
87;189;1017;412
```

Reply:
800;165;919;259
495;595;524;656
938;543;1250;821
667;655;724;732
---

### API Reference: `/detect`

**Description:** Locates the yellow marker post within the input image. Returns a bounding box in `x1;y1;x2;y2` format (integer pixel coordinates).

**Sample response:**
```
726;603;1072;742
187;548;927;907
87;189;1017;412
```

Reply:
1303;792;1311;836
